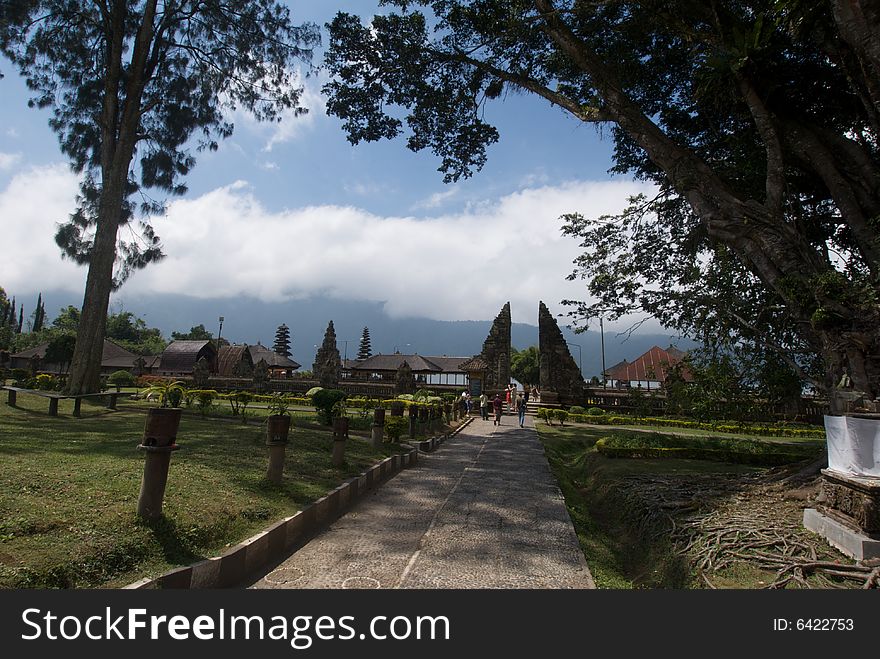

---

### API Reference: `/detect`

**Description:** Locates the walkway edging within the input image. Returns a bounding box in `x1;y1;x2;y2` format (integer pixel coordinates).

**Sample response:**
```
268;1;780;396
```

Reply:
124;446;419;590
124;417;474;590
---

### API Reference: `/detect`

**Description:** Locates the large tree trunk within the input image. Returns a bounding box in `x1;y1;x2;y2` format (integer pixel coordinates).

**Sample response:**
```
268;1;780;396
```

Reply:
65;186;125;394
65;3;156;395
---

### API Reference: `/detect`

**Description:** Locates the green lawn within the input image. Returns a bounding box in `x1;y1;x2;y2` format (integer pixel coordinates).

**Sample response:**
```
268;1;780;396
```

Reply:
0;395;403;588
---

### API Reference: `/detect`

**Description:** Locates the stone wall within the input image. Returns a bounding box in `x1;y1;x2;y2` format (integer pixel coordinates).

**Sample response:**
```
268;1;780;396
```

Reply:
538;301;585;405
478;302;511;392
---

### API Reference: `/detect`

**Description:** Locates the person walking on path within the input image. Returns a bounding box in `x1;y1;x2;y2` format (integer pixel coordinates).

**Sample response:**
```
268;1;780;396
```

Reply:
459;391;468;417
492;394;503;426
480;392;489;420
517;395;527;428
465;392;472;415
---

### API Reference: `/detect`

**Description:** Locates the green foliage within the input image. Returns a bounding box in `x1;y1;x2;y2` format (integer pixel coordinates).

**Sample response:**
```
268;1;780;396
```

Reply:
595;433;822;466
569;406;587;415
43;333;77;371
312;389;347;426
11;369;29;385
537;407;553;425
34;374;58;391
553;409;569;426
305;386;323;398
266;393;290;417
323;1;880;398
141;380;186;408
384;416;408;443
510;346;540;387
172;324;213;341
587;407;605;416
107;370;135;390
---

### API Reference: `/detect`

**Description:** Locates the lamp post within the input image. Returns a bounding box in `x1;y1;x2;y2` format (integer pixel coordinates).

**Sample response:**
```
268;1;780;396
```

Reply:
216;316;224;374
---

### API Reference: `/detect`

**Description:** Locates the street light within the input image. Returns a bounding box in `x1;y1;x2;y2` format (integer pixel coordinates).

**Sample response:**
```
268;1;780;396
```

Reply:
599;315;607;389
216;316;224;374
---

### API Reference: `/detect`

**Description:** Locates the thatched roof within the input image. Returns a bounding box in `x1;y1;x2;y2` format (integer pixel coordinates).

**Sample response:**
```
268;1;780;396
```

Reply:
248;343;301;370
218;344;253;376
12;339;141;369
158;340;216;374
351;353;443;373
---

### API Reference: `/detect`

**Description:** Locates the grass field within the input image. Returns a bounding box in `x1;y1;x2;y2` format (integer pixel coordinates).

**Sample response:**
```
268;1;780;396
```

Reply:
0;393;404;588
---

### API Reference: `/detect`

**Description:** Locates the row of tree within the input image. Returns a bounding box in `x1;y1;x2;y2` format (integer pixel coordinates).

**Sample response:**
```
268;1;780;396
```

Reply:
0;289;49;351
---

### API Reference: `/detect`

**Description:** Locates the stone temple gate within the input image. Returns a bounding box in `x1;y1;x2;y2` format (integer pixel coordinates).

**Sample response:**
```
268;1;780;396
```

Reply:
461;301;584;404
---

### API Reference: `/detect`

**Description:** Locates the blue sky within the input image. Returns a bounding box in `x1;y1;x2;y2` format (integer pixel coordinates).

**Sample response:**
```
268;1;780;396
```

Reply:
0;1;655;333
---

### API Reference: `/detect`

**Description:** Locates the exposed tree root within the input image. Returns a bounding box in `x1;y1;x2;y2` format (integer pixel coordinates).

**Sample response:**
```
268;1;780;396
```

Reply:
612;470;875;589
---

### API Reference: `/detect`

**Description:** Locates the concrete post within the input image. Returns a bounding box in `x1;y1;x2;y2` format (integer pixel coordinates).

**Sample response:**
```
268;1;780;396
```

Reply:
332;417;349;467
266;415;291;484
137;445;180;519
371;407;385;449
408;406;418;439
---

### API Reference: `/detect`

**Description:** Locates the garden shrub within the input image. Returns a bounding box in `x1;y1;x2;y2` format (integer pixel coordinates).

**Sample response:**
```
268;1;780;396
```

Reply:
385;416;408;443
34;374;57;391
312;388;347;425
107;370;135;391
553;409;569;425
11;368;29;385
569;406;586;415
587;407;605;416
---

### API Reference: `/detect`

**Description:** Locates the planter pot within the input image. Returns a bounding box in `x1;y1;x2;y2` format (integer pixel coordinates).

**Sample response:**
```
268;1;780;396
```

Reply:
333;417;350;438
143;408;182;447
267;414;291;444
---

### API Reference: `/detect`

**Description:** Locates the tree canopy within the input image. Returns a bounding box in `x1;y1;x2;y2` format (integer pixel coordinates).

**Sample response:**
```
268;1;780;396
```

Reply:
510;346;540;387
0;1;319;393
324;1;880;406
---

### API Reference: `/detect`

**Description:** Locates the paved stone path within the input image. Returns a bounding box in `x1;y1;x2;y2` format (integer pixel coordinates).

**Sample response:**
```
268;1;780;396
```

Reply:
248;414;594;589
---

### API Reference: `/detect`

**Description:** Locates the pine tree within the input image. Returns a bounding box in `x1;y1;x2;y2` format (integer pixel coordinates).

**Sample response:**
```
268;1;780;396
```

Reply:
357;326;372;360
273;324;291;358
17;306;24;334
31;293;45;332
8;297;16;326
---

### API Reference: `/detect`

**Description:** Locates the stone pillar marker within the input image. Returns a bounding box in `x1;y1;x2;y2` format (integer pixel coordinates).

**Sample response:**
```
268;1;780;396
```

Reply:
418;405;429;436
332;417;349;467
266;414;291;484
136;413;182;520
371;407;385;449
408;405;418;439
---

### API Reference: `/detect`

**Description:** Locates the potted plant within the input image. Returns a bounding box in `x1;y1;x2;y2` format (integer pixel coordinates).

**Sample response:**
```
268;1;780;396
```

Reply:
266;393;292;444
140;380;186;447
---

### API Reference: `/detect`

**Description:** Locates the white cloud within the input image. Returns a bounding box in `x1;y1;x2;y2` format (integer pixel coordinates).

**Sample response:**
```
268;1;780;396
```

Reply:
0;165;654;325
0;163;85;294
0;152;23;171
262;78;325;152
411;188;458;210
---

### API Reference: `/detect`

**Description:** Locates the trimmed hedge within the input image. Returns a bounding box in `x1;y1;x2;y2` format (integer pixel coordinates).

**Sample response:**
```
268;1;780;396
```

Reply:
594;434;822;466
552;410;825;438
